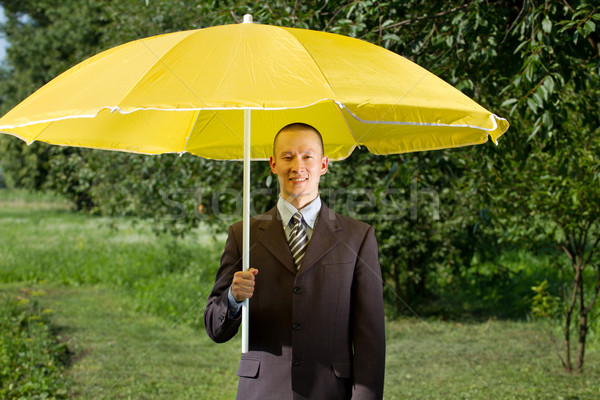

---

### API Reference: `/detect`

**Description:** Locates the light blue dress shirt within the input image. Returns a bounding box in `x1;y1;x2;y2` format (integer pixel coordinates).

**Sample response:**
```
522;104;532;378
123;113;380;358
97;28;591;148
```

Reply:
277;195;321;241
227;196;322;316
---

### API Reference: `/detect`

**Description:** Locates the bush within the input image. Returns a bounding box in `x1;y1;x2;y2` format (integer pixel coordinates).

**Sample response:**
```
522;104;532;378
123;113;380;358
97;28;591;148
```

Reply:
0;289;71;399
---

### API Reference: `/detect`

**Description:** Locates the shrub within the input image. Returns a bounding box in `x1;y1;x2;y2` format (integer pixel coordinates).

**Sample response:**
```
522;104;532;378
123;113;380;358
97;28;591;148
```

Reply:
0;289;71;399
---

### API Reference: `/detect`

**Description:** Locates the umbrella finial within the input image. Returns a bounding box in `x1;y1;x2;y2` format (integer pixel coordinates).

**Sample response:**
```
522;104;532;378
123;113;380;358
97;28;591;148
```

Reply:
243;14;253;24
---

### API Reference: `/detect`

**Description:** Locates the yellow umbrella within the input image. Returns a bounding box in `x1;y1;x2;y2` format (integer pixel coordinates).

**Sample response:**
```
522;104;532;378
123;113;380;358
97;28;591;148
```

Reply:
0;14;508;352
0;15;507;159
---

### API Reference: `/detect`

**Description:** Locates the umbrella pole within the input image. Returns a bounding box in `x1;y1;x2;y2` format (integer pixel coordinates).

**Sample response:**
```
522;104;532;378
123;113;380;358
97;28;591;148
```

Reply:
242;108;251;354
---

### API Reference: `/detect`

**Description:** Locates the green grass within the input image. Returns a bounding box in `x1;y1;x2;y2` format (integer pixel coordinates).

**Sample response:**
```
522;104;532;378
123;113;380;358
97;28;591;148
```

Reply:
37;284;239;399
0;189;223;328
1;188;599;399
385;318;599;399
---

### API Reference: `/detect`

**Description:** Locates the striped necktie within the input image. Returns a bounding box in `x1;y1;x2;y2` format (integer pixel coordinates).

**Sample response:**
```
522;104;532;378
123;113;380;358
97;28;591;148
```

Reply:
288;212;308;269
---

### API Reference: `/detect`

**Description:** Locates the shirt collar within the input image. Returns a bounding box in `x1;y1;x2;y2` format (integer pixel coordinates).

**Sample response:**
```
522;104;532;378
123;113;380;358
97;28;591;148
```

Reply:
277;195;321;229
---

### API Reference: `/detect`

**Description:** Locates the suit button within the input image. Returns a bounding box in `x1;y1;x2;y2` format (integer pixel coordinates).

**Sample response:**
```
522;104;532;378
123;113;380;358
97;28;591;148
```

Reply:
293;287;302;294
292;359;301;366
292;323;300;331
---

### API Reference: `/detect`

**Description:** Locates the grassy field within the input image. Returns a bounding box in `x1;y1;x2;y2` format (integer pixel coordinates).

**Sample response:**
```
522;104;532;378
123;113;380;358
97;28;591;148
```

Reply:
1;189;599;399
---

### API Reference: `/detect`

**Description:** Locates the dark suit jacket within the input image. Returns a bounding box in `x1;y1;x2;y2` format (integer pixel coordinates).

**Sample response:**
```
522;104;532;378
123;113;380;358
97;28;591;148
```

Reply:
204;204;385;400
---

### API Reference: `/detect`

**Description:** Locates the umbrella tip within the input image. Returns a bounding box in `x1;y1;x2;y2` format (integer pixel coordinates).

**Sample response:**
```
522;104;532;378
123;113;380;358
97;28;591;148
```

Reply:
243;14;253;24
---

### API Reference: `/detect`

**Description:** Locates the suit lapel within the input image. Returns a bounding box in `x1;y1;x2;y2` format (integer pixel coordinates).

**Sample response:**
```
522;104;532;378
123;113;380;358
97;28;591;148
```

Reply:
257;204;341;276
298;204;341;275
257;208;297;275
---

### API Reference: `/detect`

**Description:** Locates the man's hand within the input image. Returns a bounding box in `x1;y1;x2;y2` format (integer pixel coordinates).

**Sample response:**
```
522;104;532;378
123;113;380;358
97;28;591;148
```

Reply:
231;268;259;302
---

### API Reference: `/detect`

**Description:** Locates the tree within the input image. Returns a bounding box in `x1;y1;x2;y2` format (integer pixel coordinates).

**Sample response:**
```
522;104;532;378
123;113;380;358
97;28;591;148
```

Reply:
512;2;598;372
476;0;600;371
378;0;600;370
335;1;600;369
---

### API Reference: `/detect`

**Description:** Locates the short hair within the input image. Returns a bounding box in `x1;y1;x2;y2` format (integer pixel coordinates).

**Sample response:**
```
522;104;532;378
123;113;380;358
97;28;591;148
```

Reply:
273;123;324;157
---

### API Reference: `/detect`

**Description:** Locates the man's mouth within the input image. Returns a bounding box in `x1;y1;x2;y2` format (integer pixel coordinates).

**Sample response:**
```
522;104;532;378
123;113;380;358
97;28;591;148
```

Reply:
290;177;307;182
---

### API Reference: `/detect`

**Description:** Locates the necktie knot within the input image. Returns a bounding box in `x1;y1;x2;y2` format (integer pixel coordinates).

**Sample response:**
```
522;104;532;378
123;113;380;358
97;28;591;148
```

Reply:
292;212;303;227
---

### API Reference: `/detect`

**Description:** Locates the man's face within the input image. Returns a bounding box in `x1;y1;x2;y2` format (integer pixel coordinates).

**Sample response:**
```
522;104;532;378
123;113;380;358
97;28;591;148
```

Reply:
269;126;329;209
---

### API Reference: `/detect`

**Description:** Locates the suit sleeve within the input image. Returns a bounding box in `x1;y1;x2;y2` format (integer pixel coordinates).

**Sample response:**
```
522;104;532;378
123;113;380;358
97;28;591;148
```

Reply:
351;226;386;399
204;224;243;343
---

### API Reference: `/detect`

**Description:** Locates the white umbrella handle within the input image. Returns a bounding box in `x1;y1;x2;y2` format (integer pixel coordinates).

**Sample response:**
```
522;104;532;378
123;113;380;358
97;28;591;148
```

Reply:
242;109;251;353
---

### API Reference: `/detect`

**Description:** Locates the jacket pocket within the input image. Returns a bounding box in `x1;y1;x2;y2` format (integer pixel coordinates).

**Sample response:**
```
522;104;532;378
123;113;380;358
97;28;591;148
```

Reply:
331;360;352;379
236;357;260;378
322;261;354;276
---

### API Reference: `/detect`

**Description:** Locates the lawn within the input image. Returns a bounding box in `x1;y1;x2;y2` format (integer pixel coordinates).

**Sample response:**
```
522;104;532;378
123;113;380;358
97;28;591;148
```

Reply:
1;189;598;399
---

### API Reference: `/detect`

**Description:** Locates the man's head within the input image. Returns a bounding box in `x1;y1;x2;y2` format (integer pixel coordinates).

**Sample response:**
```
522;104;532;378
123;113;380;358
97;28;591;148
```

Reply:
269;123;329;210
272;123;324;158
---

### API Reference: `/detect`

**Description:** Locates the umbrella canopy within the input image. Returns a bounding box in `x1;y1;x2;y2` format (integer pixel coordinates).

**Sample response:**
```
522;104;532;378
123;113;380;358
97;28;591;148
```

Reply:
0;16;509;353
0;18;508;160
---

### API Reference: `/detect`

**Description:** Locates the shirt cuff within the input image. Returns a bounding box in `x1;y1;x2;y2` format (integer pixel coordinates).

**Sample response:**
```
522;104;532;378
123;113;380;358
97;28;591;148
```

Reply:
227;286;243;317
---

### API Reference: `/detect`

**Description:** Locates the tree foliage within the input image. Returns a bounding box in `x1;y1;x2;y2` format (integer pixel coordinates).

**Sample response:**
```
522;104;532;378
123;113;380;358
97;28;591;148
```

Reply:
481;0;600;372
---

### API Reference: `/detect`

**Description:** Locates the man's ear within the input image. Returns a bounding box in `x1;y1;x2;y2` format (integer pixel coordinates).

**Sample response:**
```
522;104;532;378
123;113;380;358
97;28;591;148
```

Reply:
320;156;329;175
269;156;277;174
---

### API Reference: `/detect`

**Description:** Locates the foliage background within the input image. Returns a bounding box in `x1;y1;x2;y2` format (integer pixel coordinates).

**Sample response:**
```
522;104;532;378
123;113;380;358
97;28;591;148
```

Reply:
0;0;599;367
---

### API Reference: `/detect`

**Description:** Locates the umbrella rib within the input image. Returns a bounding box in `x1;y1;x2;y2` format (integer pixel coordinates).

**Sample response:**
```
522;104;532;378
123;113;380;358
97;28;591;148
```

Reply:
280;27;338;103
334;102;361;150
106;32;242;150
113;32;212;111
342;104;507;131
106;31;249;155
26;119;62;145
180;109;201;155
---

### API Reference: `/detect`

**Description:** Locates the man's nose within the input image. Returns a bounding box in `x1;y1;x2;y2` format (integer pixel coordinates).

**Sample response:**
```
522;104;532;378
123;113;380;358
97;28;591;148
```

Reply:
292;156;303;172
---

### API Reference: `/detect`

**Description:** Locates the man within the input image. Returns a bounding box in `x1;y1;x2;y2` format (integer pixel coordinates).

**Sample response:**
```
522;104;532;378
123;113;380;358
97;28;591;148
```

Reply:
204;123;385;400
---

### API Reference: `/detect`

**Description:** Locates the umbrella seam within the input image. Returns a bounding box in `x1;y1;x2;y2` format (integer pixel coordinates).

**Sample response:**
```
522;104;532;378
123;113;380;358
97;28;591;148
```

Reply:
278;26;339;101
112;31;213;111
179;109;202;156
104;29;247;157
